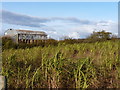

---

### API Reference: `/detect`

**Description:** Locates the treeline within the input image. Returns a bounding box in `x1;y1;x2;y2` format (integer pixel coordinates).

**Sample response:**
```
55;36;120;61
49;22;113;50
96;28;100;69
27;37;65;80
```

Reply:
1;30;119;50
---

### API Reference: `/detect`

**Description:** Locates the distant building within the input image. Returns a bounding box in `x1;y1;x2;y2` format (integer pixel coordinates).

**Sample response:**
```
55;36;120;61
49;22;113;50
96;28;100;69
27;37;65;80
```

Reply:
4;29;47;43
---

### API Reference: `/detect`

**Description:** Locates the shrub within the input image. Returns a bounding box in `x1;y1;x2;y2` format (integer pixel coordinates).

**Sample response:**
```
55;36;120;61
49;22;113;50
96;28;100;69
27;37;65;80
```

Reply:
2;36;17;50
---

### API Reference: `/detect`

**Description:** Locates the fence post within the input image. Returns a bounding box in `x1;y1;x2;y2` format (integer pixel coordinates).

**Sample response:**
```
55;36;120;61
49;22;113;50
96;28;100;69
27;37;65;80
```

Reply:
0;76;7;90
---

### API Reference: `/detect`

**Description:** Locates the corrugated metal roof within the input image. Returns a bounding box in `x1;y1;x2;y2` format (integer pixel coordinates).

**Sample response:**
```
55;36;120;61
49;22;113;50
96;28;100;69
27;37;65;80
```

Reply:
16;29;44;33
16;29;47;35
5;29;47;36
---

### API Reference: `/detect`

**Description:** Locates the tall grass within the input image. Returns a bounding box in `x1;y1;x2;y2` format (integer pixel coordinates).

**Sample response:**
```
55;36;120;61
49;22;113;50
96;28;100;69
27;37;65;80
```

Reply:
2;40;120;88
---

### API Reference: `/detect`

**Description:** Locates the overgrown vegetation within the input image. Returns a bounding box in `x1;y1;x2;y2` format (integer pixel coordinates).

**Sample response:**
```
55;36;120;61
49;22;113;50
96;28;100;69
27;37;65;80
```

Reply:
1;30;120;88
2;38;119;50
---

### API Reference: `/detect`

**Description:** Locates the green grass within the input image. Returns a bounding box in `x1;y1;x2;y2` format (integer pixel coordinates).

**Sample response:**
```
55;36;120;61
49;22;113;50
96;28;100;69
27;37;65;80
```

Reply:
2;40;120;88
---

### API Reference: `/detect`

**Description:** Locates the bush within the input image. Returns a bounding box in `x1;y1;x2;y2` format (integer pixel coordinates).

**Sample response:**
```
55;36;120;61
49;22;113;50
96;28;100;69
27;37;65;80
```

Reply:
2;36;17;50
45;39;58;46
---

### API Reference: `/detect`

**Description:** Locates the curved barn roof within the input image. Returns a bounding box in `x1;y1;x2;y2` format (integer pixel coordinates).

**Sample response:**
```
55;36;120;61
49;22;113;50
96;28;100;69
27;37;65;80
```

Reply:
5;29;47;36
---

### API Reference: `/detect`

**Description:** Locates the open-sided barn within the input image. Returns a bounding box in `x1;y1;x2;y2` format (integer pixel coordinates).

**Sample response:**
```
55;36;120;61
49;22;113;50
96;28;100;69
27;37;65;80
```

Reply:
4;29;47;43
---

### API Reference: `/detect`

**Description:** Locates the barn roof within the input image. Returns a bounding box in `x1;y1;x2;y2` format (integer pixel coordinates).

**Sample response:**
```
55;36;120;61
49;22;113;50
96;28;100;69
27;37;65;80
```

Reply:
16;29;47;35
16;29;45;33
5;29;47;36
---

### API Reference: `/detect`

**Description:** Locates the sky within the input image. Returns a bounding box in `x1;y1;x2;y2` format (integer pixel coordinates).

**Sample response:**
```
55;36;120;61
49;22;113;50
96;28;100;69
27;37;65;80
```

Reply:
1;2;118;39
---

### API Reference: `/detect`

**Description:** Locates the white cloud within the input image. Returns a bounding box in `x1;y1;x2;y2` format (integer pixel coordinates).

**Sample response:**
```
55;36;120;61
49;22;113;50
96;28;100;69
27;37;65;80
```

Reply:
68;32;80;39
1;10;118;39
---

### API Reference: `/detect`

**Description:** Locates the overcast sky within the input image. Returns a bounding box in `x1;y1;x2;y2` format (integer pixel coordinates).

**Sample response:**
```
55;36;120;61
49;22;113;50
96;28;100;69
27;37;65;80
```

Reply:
1;2;118;39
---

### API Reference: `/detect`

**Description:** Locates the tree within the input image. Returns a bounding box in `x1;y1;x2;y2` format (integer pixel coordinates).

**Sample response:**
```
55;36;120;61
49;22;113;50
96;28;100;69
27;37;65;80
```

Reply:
87;30;112;40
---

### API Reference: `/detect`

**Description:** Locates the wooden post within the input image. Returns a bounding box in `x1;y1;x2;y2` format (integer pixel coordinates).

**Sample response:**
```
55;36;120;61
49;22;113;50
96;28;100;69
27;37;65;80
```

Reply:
30;40;32;44
25;39;27;43
0;76;7;90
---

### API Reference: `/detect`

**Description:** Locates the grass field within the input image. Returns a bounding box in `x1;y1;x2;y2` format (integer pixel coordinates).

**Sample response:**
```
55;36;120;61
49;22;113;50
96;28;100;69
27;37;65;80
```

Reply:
2;40;120;88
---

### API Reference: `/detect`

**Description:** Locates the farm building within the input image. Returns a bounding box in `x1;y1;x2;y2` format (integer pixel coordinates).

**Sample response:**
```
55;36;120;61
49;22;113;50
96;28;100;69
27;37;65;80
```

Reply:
4;29;47;43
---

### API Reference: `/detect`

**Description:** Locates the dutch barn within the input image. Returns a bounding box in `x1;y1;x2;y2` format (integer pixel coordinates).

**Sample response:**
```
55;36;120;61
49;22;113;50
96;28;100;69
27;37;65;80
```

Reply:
4;29;47;43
